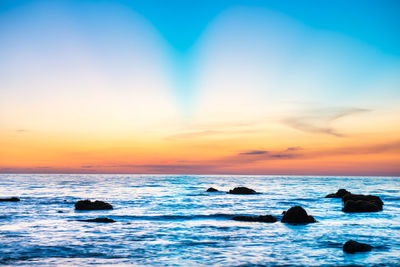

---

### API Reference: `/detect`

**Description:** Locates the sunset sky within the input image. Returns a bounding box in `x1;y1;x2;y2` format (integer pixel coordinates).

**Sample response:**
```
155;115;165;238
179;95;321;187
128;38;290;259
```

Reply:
0;0;399;175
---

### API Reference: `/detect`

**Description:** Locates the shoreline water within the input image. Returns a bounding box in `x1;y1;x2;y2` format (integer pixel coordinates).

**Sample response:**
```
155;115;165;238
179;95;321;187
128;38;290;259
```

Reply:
0;174;399;266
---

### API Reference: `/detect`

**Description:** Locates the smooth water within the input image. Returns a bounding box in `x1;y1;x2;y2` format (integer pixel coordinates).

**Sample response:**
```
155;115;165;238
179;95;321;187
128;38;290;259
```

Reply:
0;174;399;266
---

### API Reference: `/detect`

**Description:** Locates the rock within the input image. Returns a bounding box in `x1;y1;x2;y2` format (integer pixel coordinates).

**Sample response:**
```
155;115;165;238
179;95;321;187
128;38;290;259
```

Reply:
325;189;350;198
343;240;372;253
232;215;277;223
77;217;116;223
206;187;219;192
75;200;113;210
281;206;316;224
342;193;383;207
228;187;257;194
0;197;20;202
341;193;383;212
342;200;382;212
57;210;64;213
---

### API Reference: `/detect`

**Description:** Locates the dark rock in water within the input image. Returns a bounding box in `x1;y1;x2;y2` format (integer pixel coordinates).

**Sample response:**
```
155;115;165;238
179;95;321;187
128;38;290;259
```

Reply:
57;210;64;213
342;193;383;206
206;187;219;192
342;200;382;212
228;187;257;194
281;206;316;224
75;200;113;210
0;197;20;202
77;217;116;223
232;215;277;223
341;193;383;212
325;189;350;198
343;240;372;253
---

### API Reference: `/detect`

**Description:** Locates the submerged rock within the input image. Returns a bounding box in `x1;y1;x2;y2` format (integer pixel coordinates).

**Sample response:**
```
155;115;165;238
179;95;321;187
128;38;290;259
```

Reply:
77;217;116;223
281;206;316;224
206;187;219;192
228;187;257;194
325;189;350;198
75;200;113;210
0;197;20;202
232;215;277;223
343;240;372;253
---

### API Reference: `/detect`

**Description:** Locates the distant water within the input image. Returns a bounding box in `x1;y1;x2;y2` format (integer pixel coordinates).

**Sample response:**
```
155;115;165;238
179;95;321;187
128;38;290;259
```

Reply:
0;174;400;266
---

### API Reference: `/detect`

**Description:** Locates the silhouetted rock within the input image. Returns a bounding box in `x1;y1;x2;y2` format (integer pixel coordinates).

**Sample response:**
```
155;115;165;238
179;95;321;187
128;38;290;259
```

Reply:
228;187;257;194
57;210;64;213
75;200;113;210
342;200;382;212
77;217;116;223
341;193;383;212
342;193;383;207
281;206;316;224
206;187;219;192
325;189;350;198
343;240;372;253
232;215;277;223
0;197;20;202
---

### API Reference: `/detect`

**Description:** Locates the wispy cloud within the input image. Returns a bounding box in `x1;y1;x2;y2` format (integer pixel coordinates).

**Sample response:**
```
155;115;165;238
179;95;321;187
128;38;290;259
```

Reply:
15;129;29;134
239;150;268;155
282;107;370;137
165;129;257;141
165;130;220;140
286;146;303;151
233;147;303;163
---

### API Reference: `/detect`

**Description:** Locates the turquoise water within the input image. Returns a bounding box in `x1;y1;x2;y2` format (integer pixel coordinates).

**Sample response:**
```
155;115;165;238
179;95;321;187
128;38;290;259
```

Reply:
0;174;399;266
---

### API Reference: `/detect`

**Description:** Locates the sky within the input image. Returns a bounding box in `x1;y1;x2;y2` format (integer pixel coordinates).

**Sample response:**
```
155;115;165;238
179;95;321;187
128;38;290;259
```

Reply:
0;0;399;176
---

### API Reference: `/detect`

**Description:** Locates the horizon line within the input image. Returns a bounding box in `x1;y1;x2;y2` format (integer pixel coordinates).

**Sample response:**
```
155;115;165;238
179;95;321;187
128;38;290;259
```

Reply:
0;172;398;177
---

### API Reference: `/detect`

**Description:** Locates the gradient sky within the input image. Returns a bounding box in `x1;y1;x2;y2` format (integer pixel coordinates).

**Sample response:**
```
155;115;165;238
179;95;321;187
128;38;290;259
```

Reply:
1;0;399;175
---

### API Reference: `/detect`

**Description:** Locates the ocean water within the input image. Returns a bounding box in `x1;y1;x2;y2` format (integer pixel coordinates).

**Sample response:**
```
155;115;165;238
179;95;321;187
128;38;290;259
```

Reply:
0;174;399;266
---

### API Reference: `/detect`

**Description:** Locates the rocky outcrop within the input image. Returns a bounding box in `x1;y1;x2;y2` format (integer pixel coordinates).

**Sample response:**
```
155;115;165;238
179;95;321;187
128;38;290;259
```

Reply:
232;215;277;223
206;187;219;192
342;193;383;206
228;187;257;194
0;197;20;202
343;240;372;253
342;200;382;212
75;200;113;210
77;217;116;223
342;193;383;212
281;206;316;224
325;189;350;198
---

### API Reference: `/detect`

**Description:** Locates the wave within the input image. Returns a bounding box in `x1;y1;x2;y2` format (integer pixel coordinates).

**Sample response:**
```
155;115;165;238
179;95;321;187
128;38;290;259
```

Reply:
113;213;236;221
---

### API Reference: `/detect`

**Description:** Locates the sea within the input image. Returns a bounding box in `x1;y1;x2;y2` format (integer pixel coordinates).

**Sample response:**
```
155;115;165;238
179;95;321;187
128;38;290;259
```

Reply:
0;174;399;266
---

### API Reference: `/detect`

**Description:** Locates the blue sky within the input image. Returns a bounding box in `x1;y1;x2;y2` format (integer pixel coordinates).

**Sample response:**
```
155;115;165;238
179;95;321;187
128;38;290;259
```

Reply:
0;0;399;175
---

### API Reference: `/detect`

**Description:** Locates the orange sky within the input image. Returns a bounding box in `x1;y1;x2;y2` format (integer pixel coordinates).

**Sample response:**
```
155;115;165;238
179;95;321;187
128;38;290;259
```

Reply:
1;1;400;176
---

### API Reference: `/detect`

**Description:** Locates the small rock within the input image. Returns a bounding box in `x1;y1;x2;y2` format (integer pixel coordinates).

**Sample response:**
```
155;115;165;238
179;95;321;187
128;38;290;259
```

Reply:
0;197;20;202
206;187;219;192
232;215;277;223
343;240;372;253
342;200;381;212
77;217;116;223
325;189;350;198
57;210;64;213
281;206;316;224
228;187;257;194
75;200;113;210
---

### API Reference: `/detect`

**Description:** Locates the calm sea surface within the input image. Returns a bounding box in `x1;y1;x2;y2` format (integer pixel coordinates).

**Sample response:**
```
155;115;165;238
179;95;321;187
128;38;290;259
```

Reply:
0;174;399;266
